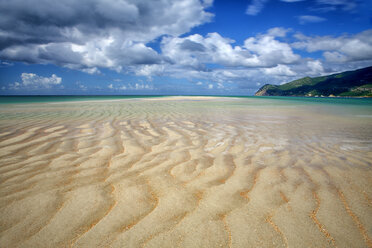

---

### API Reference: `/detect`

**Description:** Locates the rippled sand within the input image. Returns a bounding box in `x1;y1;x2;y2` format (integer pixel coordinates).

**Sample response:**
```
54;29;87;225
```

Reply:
0;96;371;248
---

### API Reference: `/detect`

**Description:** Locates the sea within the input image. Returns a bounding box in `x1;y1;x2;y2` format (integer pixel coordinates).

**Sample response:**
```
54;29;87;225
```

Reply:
0;95;371;105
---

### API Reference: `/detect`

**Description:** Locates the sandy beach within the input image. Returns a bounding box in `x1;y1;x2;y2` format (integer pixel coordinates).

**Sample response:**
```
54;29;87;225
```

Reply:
0;96;371;248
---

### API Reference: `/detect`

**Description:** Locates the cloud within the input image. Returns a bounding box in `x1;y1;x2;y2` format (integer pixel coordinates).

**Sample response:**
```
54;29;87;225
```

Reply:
8;82;21;90
132;83;154;90
72;27;368;92
81;67;101;75
180;39;206;52
153;27;363;90
292;30;372;63
161;30;300;69
306;60;324;75
7;73;62;90
263;64;296;76
246;0;358;17
243;33;300;66
208;84;214;89
298;15;327;24
132;64;165;79
267;27;292;37
21;73;62;88
246;0;306;16
0;61;13;67
0;0;213;71
315;0;357;11
246;0;268;16
106;82;154;91
160;54;362;92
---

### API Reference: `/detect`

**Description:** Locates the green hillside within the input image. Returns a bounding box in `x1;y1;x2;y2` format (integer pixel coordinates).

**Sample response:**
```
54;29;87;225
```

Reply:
255;66;372;97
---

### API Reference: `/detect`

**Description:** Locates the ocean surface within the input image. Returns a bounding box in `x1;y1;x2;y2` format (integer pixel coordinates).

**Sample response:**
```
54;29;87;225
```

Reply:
0;95;166;104
0;95;372;105
0;96;371;247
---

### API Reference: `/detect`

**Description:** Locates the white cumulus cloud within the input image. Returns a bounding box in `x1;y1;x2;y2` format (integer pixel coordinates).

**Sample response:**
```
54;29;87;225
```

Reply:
106;82;154;91
11;73;62;89
0;0;214;72
161;30;300;69
263;64;296;76
292;30;372;63
307;60;325;75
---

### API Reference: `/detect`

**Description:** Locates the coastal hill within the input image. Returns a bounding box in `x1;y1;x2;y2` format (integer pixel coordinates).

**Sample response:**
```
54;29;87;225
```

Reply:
255;66;372;97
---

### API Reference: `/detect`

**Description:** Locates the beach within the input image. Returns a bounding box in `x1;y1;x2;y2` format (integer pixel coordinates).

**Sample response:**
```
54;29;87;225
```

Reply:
0;96;371;248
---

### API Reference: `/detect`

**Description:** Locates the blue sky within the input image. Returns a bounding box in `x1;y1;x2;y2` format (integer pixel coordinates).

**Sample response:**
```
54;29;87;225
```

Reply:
0;0;371;95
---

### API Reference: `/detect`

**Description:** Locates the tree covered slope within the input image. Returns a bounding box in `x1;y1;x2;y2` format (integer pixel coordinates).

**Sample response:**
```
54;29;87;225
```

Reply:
255;66;372;97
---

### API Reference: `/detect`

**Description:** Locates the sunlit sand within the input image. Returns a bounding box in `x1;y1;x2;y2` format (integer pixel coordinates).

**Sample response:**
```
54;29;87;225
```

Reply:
143;96;222;101
0;96;371;248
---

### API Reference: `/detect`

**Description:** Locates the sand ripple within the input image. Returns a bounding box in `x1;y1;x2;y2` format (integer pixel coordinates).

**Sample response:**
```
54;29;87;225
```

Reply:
0;97;371;248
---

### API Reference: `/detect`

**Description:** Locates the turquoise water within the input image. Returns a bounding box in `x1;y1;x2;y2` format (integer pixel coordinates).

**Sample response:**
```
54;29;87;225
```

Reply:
0;95;371;106
0;95;165;104
249;96;372;106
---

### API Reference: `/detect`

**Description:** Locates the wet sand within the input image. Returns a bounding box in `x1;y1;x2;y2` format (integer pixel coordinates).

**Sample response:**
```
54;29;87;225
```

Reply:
0;96;371;248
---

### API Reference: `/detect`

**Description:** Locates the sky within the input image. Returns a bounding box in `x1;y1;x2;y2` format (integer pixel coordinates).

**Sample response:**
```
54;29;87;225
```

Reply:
0;0;372;95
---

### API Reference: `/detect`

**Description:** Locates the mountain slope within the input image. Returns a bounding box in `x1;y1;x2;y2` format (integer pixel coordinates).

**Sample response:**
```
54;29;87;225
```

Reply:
255;66;372;97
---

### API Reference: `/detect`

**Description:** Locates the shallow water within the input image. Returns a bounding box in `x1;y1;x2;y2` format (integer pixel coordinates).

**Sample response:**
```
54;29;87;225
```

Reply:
0;96;371;247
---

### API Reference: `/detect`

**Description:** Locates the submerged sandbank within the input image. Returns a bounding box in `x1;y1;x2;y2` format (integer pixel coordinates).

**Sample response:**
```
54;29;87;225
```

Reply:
0;97;371;248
